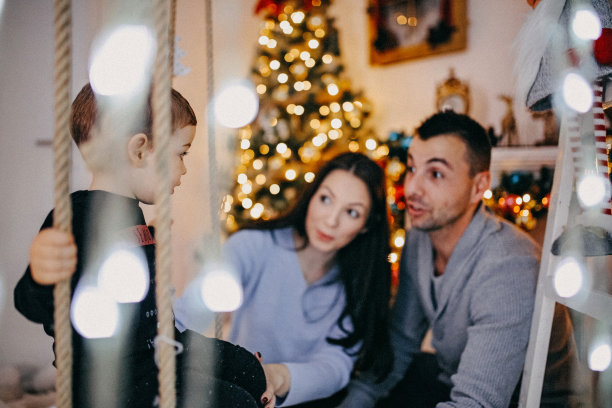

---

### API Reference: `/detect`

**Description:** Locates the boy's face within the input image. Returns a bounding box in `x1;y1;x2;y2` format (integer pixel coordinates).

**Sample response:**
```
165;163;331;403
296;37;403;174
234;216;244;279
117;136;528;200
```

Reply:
137;125;196;204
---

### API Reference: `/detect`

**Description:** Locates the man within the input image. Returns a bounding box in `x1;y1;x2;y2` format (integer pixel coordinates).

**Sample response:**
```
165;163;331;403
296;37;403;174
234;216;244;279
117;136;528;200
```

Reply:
338;111;576;407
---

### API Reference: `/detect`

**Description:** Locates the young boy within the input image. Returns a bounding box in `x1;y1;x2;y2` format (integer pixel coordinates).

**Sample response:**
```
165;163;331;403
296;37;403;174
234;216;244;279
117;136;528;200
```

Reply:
14;83;267;408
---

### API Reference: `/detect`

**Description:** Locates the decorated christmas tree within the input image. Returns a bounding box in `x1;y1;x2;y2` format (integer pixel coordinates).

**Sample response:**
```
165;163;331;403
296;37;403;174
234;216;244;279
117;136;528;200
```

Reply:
223;0;392;228
221;0;409;280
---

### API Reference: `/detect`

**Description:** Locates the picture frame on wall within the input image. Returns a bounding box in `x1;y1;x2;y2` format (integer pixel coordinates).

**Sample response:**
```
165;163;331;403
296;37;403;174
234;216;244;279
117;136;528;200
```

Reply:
367;0;467;65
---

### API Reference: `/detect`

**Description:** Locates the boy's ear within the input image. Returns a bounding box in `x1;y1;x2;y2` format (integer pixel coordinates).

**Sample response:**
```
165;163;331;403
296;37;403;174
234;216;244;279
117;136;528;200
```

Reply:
127;133;150;166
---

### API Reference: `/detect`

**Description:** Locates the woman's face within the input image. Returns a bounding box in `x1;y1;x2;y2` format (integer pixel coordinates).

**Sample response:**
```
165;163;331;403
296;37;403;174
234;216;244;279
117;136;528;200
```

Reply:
305;169;372;255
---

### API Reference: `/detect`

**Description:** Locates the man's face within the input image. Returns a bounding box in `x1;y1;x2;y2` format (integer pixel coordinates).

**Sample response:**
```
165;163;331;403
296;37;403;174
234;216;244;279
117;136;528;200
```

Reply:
403;134;484;232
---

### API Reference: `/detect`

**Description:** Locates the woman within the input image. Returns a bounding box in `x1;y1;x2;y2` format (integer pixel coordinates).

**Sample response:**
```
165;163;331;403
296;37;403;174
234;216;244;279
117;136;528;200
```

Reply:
218;152;394;407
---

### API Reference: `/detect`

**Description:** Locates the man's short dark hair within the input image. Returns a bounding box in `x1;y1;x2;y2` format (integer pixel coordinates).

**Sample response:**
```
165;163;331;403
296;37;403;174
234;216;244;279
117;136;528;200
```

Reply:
416;110;491;176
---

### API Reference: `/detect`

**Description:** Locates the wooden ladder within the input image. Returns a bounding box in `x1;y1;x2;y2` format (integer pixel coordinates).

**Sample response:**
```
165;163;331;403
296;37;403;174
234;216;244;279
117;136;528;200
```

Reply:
519;95;612;406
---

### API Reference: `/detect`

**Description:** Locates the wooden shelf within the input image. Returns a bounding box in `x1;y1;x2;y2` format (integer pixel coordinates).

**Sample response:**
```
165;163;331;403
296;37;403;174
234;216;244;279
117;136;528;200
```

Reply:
490;146;558;187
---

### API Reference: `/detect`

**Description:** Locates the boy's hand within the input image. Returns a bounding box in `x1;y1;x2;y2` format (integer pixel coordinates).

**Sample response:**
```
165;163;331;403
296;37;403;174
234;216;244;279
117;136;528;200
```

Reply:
30;228;77;285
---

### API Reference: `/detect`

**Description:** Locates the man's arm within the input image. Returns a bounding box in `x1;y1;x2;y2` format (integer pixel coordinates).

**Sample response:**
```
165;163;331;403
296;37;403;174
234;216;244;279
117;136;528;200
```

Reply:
438;253;538;408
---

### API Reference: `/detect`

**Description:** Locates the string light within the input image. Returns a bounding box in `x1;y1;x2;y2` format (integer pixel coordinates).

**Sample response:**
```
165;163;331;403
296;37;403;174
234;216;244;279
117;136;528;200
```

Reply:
250;203;265;219
71;286;118;339
291;11;305;24
99;249;148;303
214;81;259;128
285;169;297;180
328;129;340;139
200;264;242;312
305;172;315;182
276;142;288;154
553;257;584;298
278;73;289;83
242;198;253;209
89;25;156;97
589;343;612;372
562;71;593;113
327;83;339;95
571;7;602;40
577;173;610;208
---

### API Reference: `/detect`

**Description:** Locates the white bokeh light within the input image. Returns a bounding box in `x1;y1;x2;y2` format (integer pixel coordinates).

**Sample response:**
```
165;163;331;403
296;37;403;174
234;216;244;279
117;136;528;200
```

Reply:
589;343;612;372
214;81;259;128
89;25;156;97
577;174;610;208
572;8;602;40
562;72;593;113
553;257;584;298
71;286;119;339
99;249;149;303
200;266;243;312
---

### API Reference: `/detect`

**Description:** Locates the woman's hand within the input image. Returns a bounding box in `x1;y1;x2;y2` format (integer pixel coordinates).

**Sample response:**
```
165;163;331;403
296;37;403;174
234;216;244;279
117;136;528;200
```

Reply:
29;228;77;285
255;352;291;407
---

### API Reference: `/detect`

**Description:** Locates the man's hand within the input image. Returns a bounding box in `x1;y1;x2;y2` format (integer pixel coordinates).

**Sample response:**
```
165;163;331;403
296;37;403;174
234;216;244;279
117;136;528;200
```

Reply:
30;228;77;285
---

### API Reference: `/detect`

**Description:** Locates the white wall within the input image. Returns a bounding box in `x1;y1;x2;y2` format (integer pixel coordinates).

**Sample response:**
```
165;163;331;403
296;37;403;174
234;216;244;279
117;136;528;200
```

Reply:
0;0;98;368
329;0;539;142
0;0;537;368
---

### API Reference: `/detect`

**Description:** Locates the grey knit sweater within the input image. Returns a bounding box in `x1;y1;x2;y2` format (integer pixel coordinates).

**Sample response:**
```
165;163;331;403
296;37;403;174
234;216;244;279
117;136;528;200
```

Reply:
342;205;541;407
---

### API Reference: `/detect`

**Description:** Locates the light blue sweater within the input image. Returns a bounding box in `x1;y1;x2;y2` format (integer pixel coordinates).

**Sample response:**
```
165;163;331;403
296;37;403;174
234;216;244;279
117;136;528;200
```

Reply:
225;228;354;406
341;205;541;408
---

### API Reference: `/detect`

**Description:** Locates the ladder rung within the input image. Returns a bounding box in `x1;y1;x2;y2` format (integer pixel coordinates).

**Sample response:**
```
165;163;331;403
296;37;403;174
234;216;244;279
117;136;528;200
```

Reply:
544;280;612;323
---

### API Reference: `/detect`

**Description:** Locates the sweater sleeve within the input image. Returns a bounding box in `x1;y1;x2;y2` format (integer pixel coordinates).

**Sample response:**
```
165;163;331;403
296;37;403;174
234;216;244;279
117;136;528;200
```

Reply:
14;266;55;330
437;252;538;408
279;321;356;407
14;214;57;334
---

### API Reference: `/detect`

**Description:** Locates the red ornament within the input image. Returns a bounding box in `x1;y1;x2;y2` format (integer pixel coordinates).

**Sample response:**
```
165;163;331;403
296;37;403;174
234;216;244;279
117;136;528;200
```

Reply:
499;193;521;216
254;0;284;16
594;28;612;66
542;193;550;209
254;0;320;16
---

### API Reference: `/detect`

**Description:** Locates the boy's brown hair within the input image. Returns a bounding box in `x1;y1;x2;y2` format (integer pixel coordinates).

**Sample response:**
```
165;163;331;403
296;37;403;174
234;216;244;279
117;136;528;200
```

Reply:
70;83;197;146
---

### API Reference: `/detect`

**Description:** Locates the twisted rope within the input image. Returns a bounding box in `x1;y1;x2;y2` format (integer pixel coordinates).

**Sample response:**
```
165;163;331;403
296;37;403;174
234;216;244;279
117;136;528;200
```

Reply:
202;0;224;339
169;0;177;73
152;0;176;406
52;0;72;406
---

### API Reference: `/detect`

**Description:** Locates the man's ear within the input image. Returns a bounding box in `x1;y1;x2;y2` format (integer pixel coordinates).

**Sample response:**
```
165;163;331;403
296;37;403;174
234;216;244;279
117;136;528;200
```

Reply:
127;133;150;167
471;170;491;204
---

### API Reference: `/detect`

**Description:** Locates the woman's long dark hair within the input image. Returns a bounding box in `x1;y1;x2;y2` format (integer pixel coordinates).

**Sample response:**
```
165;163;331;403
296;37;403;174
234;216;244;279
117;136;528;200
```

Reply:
244;151;394;380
